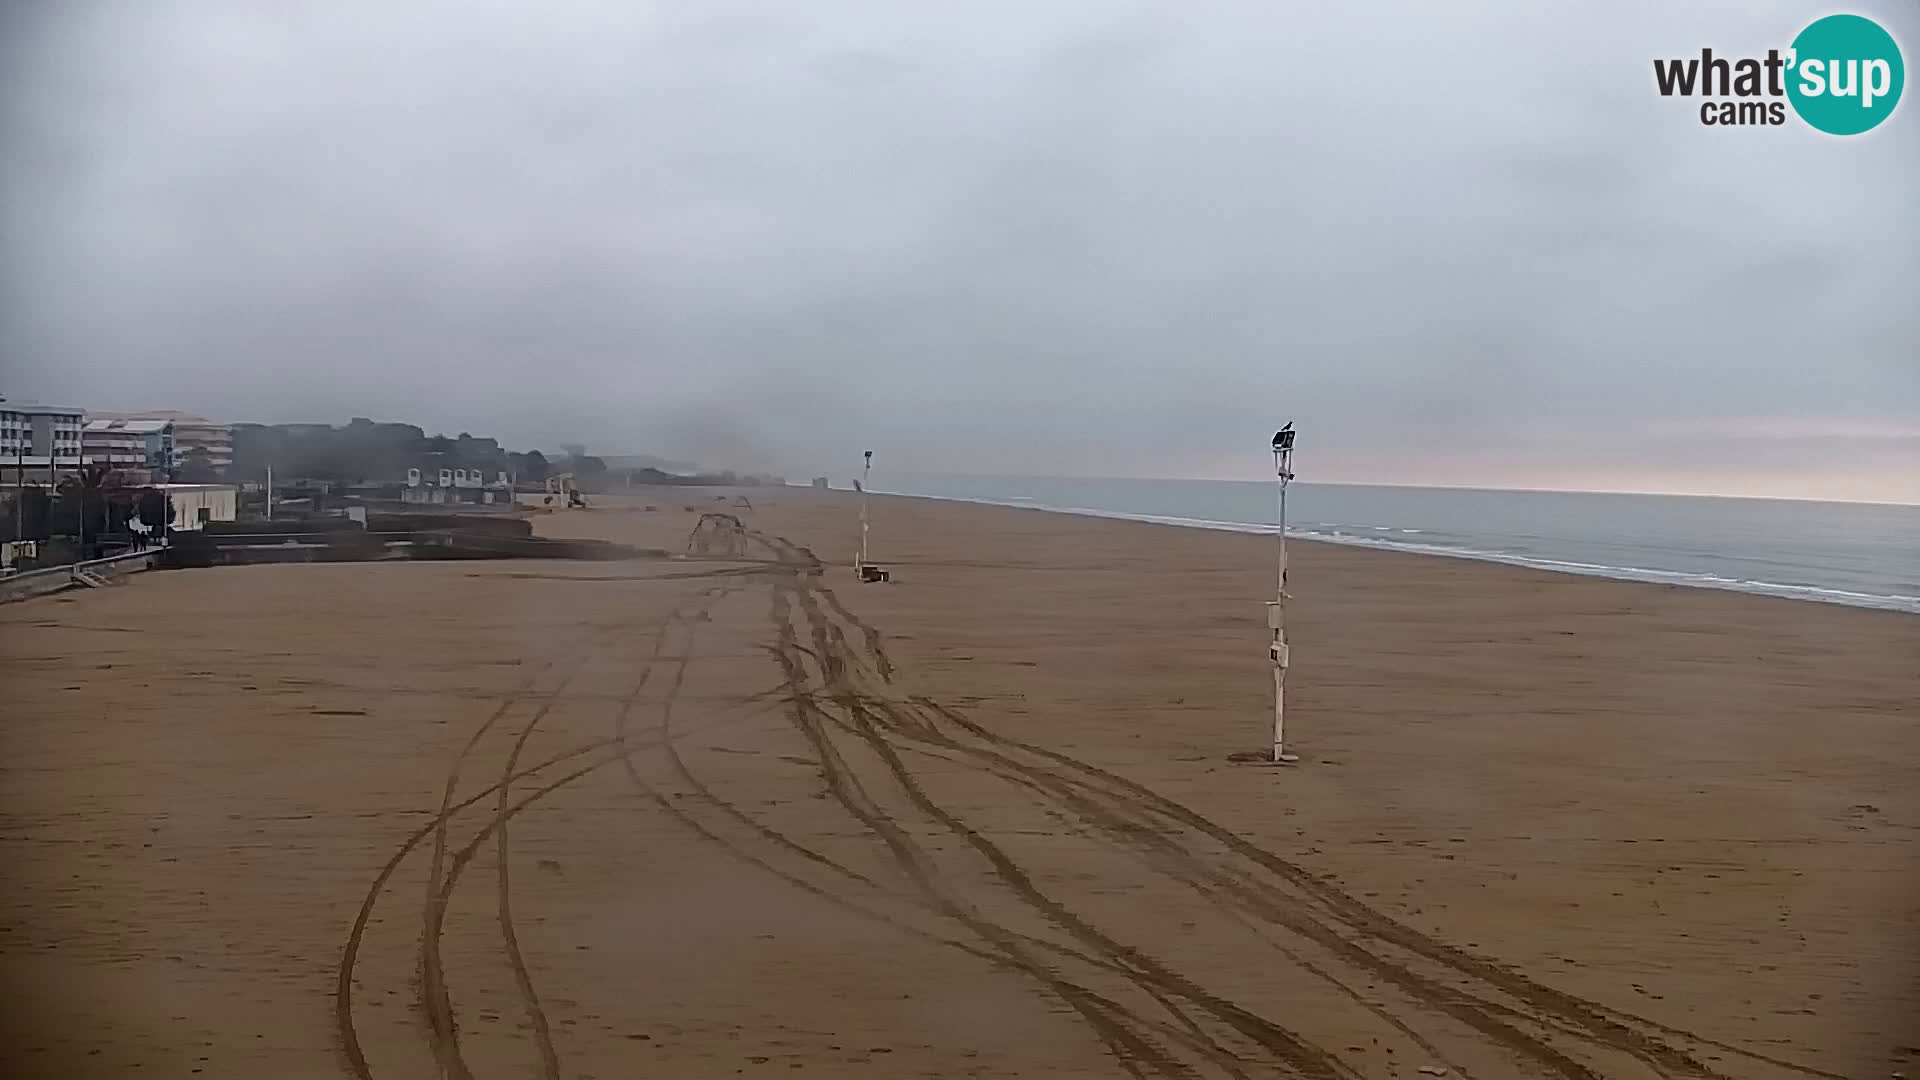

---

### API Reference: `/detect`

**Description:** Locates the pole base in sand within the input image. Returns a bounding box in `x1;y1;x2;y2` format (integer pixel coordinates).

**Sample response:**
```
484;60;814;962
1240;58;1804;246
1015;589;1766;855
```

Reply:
1227;750;1301;766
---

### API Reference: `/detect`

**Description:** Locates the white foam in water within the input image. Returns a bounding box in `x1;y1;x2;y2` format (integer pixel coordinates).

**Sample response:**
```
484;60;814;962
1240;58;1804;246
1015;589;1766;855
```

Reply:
873;489;1920;614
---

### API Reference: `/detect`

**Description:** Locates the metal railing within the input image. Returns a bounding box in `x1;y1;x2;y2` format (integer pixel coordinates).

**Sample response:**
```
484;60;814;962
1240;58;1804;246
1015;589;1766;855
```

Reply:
0;548;161;600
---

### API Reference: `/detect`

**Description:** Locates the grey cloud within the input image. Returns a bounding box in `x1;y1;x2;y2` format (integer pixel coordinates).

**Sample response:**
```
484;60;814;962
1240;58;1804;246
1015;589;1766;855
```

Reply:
1;0;1916;497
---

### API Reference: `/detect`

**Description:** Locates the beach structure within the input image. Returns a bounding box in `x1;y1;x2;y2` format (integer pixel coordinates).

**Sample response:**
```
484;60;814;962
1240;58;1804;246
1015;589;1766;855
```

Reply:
854;450;889;582
154;483;239;531
1268;424;1299;763
541;473;587;508
687;512;750;558
401;464;512;506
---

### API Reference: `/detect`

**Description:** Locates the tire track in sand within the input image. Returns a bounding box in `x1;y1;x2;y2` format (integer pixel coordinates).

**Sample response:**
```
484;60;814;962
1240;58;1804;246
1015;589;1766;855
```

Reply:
340;734;608;1080
337;710;786;1080
771;534;1844;1080
632;541;1215;1076
775;571;1360;1080
670;572;1231;1076
765;583;1192;1079
748;533;1332;1076
628;576;1258;1076
419;642;603;1080
447;592;739;1079
484;586;750;1080
802;576;1674;1068
340;584;763;1080
754;533;1572;1075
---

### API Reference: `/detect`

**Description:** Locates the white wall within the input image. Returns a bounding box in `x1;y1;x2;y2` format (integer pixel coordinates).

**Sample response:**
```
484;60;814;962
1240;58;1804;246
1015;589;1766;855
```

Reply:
166;486;237;530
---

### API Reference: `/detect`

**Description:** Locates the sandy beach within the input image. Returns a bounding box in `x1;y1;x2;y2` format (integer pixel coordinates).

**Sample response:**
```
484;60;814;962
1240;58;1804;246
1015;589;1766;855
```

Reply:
1;489;1914;1080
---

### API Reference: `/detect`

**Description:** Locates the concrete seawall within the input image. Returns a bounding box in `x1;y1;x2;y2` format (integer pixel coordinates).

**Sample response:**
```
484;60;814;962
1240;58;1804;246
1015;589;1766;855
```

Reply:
1;515;658;603
0;550;161;604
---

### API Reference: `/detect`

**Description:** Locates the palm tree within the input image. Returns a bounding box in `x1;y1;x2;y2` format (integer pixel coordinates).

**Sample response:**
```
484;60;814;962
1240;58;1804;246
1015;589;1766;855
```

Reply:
57;464;116;554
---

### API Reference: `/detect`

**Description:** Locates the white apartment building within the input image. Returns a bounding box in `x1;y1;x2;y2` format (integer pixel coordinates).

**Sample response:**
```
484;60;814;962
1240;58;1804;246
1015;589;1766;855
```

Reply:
0;401;85;474
173;419;234;472
87;411;231;475
83;417;176;480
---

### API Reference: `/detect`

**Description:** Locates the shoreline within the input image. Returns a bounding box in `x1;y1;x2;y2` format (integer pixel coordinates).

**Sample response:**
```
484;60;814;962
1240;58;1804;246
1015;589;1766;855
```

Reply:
867;487;1920;614
875;473;1920;510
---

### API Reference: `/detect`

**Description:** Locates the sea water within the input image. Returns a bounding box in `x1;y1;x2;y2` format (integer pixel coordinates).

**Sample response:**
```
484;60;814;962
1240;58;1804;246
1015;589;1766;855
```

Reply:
869;474;1920;614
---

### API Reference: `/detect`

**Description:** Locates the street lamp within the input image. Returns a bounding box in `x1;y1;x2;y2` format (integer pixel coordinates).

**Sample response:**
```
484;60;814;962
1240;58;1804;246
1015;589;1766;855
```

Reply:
854;450;889;583
859;450;872;569
1267;424;1299;763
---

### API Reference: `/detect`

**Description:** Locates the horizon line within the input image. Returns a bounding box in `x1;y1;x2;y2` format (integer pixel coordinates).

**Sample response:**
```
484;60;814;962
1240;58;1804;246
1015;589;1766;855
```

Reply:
867;469;1920;510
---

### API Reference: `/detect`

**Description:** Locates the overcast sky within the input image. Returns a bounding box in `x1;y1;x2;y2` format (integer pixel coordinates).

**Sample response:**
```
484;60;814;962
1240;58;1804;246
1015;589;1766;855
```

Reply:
2;1;1915;501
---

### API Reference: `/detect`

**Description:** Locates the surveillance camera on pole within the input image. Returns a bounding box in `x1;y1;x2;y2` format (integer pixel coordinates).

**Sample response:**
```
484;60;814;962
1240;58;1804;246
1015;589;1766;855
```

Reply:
855;450;889;583
1267;424;1299;763
860;450;872;565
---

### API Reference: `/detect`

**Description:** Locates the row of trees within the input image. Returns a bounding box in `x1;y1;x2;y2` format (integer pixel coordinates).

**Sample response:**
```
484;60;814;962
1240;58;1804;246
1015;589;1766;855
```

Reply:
229;418;473;485
7;465;174;550
224;419;606;488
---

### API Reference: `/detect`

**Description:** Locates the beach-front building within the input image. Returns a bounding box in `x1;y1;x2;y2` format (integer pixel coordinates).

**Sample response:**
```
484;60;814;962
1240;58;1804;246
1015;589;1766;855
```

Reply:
0;402;85;482
173;419;234;474
82;417;176;481
399;463;512;505
86;411;230;477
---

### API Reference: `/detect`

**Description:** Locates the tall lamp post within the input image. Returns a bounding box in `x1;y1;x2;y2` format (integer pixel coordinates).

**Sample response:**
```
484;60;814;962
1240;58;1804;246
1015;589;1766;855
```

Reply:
853;450;890;582
1267;424;1299;763
858;450;873;569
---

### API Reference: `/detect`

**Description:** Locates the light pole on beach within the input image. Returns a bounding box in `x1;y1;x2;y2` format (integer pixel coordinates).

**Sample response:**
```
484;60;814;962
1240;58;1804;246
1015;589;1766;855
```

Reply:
853;450;890;583
858;450;872;570
1268;424;1299;763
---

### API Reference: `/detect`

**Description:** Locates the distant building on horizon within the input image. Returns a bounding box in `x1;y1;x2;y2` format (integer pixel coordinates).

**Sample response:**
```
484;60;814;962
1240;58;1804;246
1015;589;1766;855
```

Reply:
401;462;511;505
174;419;234;475
87;410;231;477
83;417;175;481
